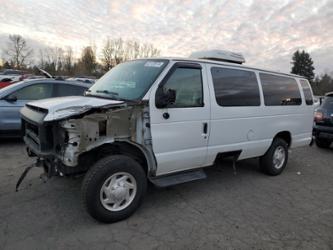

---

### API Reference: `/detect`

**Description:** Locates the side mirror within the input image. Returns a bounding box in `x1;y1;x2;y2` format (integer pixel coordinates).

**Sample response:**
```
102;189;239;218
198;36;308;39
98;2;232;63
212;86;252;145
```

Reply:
156;88;176;108
5;95;17;102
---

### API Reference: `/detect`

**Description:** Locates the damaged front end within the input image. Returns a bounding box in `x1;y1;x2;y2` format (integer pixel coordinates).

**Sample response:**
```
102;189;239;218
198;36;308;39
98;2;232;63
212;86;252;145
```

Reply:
18;96;154;190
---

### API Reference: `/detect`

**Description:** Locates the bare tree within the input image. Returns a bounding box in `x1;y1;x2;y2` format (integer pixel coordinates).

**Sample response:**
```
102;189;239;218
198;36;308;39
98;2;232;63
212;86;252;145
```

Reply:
100;38;161;70
55;47;64;73
101;38;114;70
38;46;65;75
3;35;33;69
38;49;46;69
63;46;74;75
113;38;125;65
139;43;160;58
124;40;140;61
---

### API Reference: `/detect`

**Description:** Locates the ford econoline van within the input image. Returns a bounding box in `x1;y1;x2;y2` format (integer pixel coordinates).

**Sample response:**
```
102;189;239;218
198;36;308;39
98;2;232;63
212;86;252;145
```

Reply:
19;50;314;222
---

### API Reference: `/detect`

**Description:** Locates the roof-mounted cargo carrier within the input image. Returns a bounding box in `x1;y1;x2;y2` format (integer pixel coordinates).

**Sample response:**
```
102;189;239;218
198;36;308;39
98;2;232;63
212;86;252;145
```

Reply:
189;49;245;64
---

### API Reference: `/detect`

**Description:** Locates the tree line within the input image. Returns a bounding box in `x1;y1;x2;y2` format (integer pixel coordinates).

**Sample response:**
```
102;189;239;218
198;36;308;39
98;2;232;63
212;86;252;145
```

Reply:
1;35;332;95
0;35;160;77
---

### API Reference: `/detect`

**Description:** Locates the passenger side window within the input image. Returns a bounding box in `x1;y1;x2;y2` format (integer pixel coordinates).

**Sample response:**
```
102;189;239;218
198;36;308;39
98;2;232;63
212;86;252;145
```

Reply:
54;84;87;97
260;73;302;106
299;79;313;105
160;67;203;108
211;67;260;106
8;83;52;100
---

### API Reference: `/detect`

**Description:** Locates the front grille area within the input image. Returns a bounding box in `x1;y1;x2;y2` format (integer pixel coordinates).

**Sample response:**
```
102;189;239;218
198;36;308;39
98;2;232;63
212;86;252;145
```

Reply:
26;121;39;136
23;119;54;154
21;105;54;154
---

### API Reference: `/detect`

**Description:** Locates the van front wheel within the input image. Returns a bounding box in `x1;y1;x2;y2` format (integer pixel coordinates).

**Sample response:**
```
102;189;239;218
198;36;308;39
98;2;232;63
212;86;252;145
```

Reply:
260;138;288;176
81;155;147;223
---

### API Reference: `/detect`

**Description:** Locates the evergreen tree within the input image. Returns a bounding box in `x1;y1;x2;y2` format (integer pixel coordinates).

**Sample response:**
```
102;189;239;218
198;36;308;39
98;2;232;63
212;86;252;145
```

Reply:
313;74;333;95
291;50;315;82
3;61;11;69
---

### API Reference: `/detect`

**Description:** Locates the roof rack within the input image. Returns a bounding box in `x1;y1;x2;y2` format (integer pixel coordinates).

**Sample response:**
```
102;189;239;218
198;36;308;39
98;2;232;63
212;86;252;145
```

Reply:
189;50;245;64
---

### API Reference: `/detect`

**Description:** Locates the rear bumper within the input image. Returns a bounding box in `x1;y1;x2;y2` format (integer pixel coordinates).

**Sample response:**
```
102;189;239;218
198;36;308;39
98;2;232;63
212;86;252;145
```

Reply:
313;124;333;140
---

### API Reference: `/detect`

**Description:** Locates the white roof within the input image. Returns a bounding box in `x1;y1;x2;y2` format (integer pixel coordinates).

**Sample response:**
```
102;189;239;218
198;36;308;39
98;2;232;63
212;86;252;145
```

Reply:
189;49;245;64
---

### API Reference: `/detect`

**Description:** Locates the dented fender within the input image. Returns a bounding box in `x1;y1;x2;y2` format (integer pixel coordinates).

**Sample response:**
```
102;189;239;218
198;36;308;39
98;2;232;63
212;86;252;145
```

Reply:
26;96;125;122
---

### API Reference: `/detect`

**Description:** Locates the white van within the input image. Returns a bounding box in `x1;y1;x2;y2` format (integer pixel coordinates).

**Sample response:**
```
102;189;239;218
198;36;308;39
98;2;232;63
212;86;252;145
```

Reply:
20;50;314;222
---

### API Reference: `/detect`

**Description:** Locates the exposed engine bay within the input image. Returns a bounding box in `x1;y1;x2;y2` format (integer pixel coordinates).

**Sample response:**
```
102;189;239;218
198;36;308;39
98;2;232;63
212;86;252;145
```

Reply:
20;96;155;179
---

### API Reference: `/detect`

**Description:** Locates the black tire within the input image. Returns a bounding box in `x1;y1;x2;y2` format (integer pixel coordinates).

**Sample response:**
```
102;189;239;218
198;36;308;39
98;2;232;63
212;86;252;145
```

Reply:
315;138;331;148
81;155;147;223
260;138;288;176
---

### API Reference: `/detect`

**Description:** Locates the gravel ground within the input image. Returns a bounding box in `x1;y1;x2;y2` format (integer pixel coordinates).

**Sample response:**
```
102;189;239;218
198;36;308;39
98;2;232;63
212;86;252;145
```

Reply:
0;139;332;249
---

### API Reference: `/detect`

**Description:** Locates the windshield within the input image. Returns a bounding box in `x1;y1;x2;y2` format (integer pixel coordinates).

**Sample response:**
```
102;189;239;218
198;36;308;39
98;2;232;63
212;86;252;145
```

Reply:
88;59;169;100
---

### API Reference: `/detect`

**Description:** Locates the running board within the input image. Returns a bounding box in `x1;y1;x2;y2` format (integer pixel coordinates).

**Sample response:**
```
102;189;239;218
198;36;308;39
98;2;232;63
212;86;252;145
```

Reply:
150;169;207;187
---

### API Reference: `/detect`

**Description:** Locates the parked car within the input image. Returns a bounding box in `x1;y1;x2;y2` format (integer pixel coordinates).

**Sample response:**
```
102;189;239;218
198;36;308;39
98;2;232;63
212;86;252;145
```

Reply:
0;78;15;89
0;69;24;75
67;77;96;84
0;79;90;137
313;92;333;148
0;69;25;83
20;50;314;223
0;74;22;83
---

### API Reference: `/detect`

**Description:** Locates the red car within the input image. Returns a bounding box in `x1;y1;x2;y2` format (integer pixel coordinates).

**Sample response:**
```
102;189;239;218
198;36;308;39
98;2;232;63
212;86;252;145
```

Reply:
0;78;15;89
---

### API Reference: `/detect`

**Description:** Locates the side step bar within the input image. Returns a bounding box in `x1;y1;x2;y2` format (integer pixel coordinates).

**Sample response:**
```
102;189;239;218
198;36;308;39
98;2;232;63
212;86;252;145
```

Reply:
150;169;207;187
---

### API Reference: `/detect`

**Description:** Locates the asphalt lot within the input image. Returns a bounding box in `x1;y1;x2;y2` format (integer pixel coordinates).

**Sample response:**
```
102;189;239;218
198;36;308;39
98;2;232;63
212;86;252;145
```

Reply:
0;139;332;250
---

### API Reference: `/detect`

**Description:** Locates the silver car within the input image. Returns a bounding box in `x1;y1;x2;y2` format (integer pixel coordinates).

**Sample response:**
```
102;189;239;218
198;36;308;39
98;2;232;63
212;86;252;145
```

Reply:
0;79;90;137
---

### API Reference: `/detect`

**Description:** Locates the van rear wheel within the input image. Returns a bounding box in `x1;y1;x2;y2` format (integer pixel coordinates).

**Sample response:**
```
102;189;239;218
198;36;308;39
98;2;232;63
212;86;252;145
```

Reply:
81;155;147;223
260;138;288;176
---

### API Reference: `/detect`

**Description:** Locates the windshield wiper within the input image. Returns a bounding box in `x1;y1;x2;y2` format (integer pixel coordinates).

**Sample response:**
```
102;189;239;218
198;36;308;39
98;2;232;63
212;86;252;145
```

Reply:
96;90;119;96
86;89;139;103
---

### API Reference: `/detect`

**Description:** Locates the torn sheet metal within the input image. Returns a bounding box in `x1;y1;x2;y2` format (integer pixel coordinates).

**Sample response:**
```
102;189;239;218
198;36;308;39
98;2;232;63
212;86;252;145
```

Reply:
27;96;125;122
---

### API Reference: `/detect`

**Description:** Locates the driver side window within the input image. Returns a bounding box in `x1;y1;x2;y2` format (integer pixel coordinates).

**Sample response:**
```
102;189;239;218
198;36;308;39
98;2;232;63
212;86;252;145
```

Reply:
8;83;52;100
161;67;203;108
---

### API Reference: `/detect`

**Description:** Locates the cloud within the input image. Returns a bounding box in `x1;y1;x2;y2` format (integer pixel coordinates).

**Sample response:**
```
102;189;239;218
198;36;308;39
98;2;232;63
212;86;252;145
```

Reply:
0;0;332;74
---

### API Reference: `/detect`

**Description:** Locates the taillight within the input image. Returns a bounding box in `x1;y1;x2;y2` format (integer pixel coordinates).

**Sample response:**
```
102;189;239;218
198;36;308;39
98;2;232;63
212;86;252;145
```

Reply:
314;111;323;122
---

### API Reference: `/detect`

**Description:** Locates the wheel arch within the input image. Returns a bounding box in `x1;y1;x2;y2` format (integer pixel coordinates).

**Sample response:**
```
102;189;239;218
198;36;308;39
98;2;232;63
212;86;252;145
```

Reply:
273;131;292;147
78;141;157;176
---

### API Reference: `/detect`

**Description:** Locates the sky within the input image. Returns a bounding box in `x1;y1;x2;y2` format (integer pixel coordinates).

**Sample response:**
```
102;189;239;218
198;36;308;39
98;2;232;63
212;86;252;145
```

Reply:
0;0;332;75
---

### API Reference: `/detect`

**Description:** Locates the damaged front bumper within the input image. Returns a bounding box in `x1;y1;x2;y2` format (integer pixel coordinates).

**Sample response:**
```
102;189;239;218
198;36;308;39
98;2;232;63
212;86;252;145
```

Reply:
15;158;44;191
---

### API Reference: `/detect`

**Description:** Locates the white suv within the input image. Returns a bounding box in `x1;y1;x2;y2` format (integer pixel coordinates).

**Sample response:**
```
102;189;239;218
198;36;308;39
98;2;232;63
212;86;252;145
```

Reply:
20;51;314;223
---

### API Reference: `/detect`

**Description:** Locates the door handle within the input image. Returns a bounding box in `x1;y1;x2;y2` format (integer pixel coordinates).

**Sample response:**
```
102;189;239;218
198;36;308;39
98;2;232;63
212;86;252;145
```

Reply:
203;122;208;134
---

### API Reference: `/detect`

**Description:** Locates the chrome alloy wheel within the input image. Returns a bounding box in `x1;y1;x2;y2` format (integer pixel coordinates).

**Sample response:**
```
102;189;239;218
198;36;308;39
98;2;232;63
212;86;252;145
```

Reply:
100;172;137;212
273;146;286;169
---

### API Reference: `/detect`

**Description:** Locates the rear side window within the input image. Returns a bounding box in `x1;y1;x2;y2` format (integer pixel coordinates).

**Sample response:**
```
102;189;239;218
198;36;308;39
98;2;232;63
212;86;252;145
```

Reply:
54;84;87;97
8;83;52;100
299;79;313;105
211;67;260;106
260;73;302;106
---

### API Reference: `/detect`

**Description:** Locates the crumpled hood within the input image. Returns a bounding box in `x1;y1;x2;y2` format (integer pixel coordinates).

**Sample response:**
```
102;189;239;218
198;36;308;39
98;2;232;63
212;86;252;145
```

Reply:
26;96;125;122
